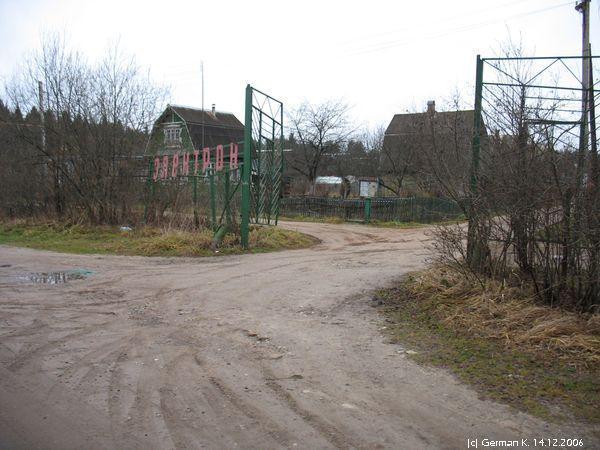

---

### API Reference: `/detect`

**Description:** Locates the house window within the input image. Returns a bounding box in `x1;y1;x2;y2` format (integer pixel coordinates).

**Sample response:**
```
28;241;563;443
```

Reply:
164;126;182;146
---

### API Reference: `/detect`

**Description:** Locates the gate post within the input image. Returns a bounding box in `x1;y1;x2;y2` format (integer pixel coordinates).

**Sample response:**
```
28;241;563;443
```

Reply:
467;54;485;269
224;167;231;226
192;174;199;228
364;197;372;223
240;85;252;248
209;168;217;228
143;158;154;224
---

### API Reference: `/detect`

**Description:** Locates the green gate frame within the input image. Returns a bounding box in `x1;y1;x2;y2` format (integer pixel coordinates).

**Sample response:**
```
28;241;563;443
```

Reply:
468;53;599;266
240;85;284;248
144;85;284;250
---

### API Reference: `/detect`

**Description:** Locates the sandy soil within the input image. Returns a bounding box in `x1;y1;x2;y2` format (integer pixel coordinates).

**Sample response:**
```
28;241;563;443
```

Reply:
0;221;596;450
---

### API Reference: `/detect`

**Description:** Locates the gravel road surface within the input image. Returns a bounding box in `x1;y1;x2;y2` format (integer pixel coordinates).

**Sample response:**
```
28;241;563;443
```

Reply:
0;221;595;449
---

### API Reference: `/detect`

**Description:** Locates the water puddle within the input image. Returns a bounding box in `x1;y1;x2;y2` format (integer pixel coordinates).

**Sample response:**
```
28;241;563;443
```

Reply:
14;269;94;284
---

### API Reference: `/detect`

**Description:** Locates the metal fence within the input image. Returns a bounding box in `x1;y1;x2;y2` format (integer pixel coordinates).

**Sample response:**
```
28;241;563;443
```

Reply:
280;196;463;223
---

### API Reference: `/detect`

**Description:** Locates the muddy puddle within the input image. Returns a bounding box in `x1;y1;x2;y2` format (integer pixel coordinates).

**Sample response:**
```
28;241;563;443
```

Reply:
1;269;94;285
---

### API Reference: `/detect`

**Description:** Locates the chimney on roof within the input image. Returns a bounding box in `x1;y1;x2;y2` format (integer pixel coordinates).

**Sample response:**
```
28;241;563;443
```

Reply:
427;100;435;114
211;103;216;115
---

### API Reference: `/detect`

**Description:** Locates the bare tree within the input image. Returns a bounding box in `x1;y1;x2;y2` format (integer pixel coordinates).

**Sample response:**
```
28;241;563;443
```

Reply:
357;125;384;176
286;100;353;194
428;40;600;312
331;126;382;180
380;99;473;200
2;33;167;223
378;128;417;196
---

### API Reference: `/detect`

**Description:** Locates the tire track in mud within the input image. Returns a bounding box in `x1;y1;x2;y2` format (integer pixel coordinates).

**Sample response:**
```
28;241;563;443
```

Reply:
260;363;359;450
67;344;128;391
141;322;289;448
103;330;170;447
159;352;225;447
156;352;193;449
107;344;136;446
0;317;49;339
41;339;137;446
189;354;296;448
155;351;267;449
203;327;359;449
123;331;179;448
6;321;112;372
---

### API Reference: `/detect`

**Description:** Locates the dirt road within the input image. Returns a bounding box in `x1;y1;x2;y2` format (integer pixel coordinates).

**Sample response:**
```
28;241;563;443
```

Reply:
0;222;594;449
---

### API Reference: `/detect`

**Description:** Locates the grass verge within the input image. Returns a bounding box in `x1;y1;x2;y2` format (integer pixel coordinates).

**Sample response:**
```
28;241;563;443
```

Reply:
279;215;346;224
280;215;464;228
368;219;464;228
0;220;318;257
374;266;600;424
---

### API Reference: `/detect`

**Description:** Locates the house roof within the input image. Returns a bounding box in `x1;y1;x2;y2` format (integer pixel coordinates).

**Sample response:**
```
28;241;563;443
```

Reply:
382;109;478;169
385;110;474;137
316;176;343;185
186;122;245;150
160;105;245;149
170;105;244;130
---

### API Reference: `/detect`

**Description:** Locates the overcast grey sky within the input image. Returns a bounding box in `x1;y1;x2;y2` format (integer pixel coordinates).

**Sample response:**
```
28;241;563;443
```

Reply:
0;0;598;127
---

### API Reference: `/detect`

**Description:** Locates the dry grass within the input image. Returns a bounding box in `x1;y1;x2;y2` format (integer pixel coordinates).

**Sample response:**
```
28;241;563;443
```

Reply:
376;266;600;423
409;267;600;367
0;219;318;257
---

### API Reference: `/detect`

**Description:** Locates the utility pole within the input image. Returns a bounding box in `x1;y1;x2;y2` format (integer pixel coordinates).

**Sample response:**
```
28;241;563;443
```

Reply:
572;0;592;266
576;0;591;154
38;80;46;154
38;80;47;177
201;61;205;148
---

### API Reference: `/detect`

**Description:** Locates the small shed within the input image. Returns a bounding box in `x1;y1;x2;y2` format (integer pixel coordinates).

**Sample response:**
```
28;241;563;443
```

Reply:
313;176;380;198
314;176;343;196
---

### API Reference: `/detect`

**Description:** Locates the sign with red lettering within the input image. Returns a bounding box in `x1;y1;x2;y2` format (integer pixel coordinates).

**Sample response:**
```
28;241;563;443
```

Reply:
230;143;238;169
153;157;160;181
182;152;190;175
151;143;240;180
193;149;200;174
202;147;210;172
215;145;224;171
161;155;169;179
171;153;179;177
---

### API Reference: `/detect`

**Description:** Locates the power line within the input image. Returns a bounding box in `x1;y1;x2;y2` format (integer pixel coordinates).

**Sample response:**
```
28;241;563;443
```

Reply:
340;0;538;46
347;1;573;56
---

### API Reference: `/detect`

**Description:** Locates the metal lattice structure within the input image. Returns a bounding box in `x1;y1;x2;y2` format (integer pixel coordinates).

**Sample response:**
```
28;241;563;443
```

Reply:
472;55;599;175
468;54;600;308
240;86;284;247
145;85;283;249
143;148;242;229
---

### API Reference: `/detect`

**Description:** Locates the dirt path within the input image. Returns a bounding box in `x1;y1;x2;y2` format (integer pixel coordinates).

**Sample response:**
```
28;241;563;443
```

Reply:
0;221;595;449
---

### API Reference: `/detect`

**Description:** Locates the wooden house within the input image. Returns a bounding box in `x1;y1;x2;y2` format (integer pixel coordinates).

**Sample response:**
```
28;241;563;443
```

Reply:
147;104;245;157
381;100;477;195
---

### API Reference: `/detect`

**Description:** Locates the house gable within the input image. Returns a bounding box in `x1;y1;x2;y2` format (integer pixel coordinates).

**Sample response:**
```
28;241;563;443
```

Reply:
147;105;245;156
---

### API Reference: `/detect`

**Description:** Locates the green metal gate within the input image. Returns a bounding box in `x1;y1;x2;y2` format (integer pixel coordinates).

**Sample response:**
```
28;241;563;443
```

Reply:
240;85;284;247
144;85;283;250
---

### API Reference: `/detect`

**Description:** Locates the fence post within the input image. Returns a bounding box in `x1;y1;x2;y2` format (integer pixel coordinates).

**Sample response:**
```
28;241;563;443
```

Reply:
143;158;154;224
192;174;199;228
364;197;372;223
224;167;231;226
240;85;252;248
209;168;217;228
468;54;485;269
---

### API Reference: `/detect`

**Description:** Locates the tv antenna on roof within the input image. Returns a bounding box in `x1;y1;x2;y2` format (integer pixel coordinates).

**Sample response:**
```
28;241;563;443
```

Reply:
201;61;205;148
